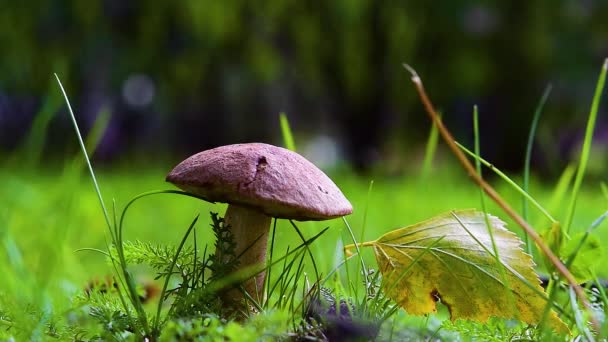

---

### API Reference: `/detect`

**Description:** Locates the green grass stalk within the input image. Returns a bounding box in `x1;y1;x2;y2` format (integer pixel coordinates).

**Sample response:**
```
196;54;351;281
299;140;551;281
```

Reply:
564;59;607;234
280;112;296;151
523;85;552;254
403;63;597;329
456;142;557;224
421;112;441;176
472;106;517;316
54;74;112;231
153;214;199;334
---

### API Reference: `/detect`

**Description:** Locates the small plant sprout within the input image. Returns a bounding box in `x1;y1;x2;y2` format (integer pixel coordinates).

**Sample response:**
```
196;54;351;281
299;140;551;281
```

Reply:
166;143;352;311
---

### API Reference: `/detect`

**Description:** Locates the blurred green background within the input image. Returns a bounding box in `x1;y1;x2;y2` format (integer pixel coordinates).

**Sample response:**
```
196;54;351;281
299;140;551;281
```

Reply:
1;0;607;174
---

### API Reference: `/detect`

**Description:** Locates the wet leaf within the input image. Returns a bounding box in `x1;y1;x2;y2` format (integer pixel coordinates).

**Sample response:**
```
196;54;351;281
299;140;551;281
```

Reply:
351;210;567;332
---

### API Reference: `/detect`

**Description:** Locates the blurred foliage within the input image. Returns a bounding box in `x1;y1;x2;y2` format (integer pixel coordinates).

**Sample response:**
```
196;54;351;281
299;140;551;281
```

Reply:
0;0;607;173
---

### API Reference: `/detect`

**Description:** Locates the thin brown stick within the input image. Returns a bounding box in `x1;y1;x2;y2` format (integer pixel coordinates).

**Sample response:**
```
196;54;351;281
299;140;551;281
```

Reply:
403;64;598;331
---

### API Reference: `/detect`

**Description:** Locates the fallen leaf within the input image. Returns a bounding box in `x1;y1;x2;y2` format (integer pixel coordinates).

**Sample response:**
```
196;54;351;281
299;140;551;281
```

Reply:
349;209;567;332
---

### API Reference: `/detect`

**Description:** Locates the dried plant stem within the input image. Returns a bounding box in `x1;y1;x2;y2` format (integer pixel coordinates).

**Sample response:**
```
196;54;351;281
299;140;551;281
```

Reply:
402;64;598;331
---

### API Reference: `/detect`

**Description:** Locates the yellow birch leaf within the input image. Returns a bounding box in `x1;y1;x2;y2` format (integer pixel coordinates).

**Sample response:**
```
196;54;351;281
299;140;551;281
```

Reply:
355;209;567;332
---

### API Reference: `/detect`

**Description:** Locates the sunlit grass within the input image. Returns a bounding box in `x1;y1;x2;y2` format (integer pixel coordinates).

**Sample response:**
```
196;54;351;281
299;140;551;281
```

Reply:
1;60;607;339
2;160;606;338
2;163;606;283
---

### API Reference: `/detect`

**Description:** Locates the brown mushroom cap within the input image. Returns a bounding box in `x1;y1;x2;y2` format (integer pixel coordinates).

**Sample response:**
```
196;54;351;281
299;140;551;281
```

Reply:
166;143;353;220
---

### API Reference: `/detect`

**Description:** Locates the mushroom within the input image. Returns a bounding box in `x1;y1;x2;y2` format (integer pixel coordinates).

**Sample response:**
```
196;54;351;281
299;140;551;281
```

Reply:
166;143;352;309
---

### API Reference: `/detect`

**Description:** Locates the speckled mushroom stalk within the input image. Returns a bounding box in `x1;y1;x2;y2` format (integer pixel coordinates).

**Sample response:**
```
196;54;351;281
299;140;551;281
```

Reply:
166;143;352;313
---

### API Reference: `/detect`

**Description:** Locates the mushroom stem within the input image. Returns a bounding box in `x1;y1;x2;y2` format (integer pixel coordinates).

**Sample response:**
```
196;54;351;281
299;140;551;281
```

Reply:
220;203;271;305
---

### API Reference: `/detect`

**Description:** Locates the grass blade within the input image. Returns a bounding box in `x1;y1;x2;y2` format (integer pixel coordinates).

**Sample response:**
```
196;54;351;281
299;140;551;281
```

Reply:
54;74;111;231
421;111;441;176
153;214;199;334
288;221;320;289
564;59;607;234
403;63;597;329
523;85;552;254
342;216;369;302
18;86;61;167
456;142;556;224
280;112;296;151
472;106;517;315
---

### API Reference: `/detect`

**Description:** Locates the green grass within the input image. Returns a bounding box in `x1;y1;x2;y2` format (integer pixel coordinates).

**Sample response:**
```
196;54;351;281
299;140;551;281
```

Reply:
4;163;605;274
1;164;606;338
1;61;607;340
